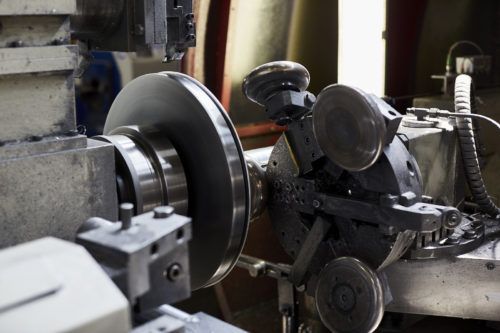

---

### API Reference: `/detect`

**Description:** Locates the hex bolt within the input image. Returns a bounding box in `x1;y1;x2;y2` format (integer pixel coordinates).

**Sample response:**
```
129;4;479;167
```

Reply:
463;228;477;240
445;235;460;245
165;263;183;281
120;203;134;230
399;192;417;207
153;206;175;219
486;262;495;270
444;211;461;229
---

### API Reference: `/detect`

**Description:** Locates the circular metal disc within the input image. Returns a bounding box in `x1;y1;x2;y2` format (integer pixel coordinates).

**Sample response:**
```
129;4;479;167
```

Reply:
242;61;310;106
315;257;384;333
104;72;250;290
312;85;386;171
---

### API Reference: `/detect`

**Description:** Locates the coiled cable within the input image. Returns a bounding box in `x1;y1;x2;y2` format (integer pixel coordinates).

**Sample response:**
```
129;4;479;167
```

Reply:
454;74;499;217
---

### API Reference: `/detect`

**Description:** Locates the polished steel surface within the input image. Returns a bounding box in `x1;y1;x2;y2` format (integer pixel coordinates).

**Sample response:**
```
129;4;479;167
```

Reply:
315;257;384;333
245;154;268;222
312;84;386;171
245;146;272;222
98;133;163;214
105;125;189;215
104;72;250;289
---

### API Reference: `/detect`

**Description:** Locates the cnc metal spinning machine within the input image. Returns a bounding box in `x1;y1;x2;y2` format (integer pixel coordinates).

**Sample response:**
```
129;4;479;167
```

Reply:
1;2;500;333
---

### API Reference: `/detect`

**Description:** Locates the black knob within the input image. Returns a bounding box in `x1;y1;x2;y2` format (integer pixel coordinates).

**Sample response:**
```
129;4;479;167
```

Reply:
242;61;310;106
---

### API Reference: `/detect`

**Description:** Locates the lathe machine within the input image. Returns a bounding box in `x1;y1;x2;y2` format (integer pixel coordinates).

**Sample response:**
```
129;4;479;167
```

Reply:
1;1;500;333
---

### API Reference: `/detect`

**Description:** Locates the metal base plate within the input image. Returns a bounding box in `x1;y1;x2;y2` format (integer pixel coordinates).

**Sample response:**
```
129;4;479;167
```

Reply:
104;72;250;289
385;220;500;321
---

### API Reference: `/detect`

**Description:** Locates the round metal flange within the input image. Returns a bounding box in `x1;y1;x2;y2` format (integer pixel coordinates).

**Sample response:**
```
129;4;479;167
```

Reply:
315;257;384;333
103;72;250;290
242;61;310;106
96;125;189;215
312;84;386;171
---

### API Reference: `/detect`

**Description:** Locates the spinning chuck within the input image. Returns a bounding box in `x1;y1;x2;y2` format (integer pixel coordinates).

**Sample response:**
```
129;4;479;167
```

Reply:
315;257;385;333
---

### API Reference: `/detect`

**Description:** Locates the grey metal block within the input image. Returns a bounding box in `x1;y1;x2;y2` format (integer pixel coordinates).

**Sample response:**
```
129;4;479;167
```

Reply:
0;237;129;333
0;139;118;247
78;210;192;310
385;221;500;321
0;16;71;48
0;45;77;75
398;118;464;206
132;314;184;333
0;73;76;141
0;135;86;160
0;0;76;16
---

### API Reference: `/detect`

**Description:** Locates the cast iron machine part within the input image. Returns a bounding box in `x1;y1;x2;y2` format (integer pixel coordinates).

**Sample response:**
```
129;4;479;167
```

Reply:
72;0;196;61
242;61;477;333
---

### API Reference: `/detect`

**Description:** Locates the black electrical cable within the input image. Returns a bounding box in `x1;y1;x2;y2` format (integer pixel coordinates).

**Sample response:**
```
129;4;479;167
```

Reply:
454;74;500;218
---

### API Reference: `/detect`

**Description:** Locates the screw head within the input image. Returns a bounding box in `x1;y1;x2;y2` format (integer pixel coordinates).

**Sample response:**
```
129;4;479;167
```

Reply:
165;263;183;281
486;262;495;270
153;206;175;219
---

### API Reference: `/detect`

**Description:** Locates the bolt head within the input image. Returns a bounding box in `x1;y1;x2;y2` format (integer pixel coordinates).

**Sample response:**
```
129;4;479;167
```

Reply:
445;212;461;228
154;206;175;219
463;228;477;239
445;236;460;245
165;263;183;281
